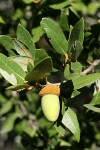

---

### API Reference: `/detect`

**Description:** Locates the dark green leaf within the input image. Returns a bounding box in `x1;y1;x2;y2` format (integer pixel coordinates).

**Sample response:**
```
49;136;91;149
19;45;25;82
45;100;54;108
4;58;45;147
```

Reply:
17;24;35;59
40;18;68;55
68;18;84;52
25;56;52;82
0;35;15;55
70;41;83;61
74;40;83;59
62;107;80;142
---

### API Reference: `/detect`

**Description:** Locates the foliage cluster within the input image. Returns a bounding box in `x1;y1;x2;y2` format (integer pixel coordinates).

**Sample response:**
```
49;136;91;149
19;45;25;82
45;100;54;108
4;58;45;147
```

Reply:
0;0;100;150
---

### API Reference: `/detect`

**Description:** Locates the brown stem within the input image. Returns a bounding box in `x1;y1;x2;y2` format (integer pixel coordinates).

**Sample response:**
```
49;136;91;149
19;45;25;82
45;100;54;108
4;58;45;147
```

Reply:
81;59;100;75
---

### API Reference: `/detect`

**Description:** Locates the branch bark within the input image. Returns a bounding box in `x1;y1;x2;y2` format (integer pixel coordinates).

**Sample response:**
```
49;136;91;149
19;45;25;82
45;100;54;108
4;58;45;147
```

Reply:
81;59;100;75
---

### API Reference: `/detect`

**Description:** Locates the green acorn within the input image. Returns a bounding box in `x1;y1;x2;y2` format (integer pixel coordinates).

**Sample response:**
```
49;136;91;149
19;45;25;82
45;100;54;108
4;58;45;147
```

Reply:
39;85;60;122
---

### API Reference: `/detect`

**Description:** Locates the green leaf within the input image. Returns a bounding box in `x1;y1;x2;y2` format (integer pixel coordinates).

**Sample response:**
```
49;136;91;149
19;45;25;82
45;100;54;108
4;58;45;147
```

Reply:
84;104;100;113
40;18;68;55
13;39;32;58
34;49;48;65
0;16;5;24
32;26;43;43
11;56;34;72
27;62;34;72
60;12;69;31
0;35;16;55
68;18;84;52
25;56;52;82
90;92;100;105
69;40;83;61
0;53;26;85
22;0;32;4
59;139;71;147
71;61;82;75
0;94;7;103
25;49;52;82
15;120;37;137
74;40;83;60
0;101;13;116
71;2;87;14
54;123;66;136
64;64;70;80
6;84;30;91
0;69;17;85
88;2;100;15
62;107;80;142
64;62;82;80
72;73;100;90
61;100;66;115
49;1;70;10
71;90;80;98
17;24;35;59
1;113;20;134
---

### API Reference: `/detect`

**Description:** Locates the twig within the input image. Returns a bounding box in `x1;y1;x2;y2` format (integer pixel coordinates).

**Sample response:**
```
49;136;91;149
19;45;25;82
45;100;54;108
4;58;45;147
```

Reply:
81;59;100;75
39;59;100;87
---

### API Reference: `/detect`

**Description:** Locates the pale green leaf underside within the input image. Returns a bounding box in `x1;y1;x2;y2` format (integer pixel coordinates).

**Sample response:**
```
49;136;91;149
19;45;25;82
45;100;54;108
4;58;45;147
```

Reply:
90;92;100;105
0;53;26;85
62;107;80;142
41;18;68;55
11;56;33;72
13;39;32;58
0;69;17;85
17;24;35;59
84;104;100;113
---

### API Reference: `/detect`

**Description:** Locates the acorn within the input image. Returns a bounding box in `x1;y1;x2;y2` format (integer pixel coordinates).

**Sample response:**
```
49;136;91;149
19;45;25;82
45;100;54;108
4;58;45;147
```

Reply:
39;85;60;122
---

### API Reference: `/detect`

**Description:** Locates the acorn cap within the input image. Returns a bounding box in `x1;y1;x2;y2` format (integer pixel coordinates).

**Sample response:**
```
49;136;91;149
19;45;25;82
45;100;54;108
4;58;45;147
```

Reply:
39;85;60;96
